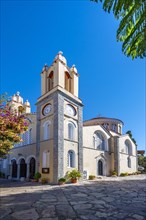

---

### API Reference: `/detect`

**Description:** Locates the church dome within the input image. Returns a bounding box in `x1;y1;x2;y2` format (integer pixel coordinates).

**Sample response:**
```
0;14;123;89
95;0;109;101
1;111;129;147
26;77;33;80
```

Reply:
54;51;67;65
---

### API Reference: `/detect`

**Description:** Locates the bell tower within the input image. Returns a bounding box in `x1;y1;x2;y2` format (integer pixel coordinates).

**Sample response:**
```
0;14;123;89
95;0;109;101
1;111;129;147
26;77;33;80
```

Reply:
36;52;83;183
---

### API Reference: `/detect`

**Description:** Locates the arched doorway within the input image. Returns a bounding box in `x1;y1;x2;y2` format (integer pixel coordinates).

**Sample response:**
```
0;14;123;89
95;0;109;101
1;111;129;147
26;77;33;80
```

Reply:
20;159;26;178
29;158;35;179
98;160;103;175
12;160;17;178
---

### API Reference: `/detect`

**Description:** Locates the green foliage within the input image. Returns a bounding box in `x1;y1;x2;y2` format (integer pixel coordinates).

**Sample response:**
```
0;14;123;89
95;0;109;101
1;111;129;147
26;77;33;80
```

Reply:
34;172;41;180
120;172;128;177
91;0;146;59
111;170;117;176
138;155;146;168
58;178;66;182
67;169;81;179
0;171;5;178
89;175;96;180
0;93;29;158
126;130;137;145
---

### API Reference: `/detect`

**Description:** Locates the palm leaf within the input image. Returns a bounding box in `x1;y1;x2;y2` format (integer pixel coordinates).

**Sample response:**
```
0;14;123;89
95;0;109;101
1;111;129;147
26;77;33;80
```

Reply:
91;0;146;59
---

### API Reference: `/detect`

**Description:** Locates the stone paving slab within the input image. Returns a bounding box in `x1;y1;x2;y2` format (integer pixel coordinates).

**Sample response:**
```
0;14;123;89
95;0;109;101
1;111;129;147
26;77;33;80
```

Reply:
0;175;146;220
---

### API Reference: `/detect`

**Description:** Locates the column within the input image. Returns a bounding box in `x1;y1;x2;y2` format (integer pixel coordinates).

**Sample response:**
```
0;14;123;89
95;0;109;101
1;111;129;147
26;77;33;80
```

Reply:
17;164;20;179
27;163;30;178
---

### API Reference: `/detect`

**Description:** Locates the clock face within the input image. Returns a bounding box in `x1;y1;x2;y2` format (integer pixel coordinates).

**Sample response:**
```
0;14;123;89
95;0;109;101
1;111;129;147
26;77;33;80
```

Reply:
66;104;76;116
42;104;52;116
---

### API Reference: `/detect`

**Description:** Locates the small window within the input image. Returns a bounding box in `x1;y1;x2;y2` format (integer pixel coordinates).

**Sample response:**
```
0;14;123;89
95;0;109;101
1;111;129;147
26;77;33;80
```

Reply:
47;71;54;91
3;159;7;169
112;124;116;131
43;121;51;140
42;151;50;168
119;125;122;134
103;123;109;129
127;157;131;168
67;150;75;168
22;131;29;145
65;72;73;93
68;122;75;140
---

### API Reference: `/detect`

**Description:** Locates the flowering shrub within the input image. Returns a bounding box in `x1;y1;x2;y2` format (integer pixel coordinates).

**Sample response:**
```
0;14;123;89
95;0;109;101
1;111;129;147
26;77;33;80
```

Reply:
0;94;29;157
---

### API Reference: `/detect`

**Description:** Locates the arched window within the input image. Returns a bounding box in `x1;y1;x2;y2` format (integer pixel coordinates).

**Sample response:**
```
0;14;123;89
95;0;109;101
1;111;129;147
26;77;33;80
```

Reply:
125;140;132;155
43;121;51;140
68;122;75;140
20;158;26;178
47;71;54;91
94;131;105;150
119;125;122;134
65;72;72;93
102;123;109;129
42;151;50;168
3;159;7;169
112;124;117;131
11;159;17;178
127;157;131;168
67;150;75;168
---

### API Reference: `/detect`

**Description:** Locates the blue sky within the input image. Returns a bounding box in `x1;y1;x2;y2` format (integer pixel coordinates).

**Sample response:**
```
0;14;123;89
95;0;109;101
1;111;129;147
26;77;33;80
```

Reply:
1;0;145;150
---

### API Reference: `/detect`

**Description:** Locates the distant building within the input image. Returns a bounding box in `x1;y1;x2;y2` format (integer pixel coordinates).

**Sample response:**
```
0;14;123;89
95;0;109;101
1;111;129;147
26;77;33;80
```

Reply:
1;52;137;183
137;150;145;156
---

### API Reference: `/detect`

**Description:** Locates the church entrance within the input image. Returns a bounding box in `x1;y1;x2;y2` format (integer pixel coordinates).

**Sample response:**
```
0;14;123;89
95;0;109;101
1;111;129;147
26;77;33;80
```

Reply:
12;160;17;178
20;159;26;178
29;158;35;179
98;160;103;175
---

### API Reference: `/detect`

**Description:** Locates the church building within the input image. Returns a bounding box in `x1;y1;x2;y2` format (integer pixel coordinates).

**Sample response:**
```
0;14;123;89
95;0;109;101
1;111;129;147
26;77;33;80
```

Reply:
1;52;137;183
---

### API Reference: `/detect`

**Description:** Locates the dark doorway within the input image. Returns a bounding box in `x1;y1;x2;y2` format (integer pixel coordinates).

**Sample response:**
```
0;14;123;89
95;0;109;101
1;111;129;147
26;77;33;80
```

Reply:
98;160;103;175
20;159;26;178
29;158;35;179
12;160;17;178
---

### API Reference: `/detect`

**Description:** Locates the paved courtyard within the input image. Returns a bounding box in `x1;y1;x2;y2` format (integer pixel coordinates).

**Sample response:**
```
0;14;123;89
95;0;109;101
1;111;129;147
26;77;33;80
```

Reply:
0;175;146;220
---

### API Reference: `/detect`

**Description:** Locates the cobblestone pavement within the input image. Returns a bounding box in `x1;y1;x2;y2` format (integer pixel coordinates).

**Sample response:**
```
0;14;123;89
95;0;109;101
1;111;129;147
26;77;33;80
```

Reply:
0;175;146;220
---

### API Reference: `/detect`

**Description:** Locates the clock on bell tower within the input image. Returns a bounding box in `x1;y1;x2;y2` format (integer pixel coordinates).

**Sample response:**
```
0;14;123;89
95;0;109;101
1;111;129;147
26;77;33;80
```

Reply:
36;51;83;184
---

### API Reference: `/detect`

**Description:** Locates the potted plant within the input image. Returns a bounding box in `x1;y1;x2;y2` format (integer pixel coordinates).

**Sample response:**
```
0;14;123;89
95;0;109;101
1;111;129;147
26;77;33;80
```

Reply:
58;177;66;185
34;172;41;182
89;175;96;180
111;170;117;177
41;177;48;184
68;169;81;183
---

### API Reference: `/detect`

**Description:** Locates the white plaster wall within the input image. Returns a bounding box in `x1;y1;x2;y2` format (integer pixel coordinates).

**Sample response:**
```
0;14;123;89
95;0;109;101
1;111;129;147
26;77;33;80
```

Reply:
83;148;112;176
83;125;110;150
118;135;137;173
39;140;54;182
118;135;137;155
119;153;137;174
